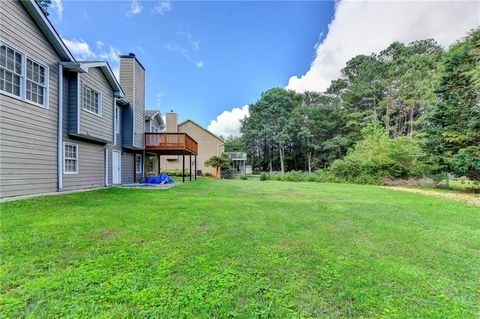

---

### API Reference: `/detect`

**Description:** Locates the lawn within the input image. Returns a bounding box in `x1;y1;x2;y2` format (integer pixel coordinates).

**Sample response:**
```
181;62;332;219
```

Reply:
1;179;479;318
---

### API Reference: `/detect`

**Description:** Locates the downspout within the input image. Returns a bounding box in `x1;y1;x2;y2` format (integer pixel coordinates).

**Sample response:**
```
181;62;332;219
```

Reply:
57;64;63;191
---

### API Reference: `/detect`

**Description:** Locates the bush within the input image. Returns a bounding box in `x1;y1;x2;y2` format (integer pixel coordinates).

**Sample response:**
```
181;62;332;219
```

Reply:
240;175;248;180
259;172;270;181
161;170;190;177
204;172;213;177
329;125;425;184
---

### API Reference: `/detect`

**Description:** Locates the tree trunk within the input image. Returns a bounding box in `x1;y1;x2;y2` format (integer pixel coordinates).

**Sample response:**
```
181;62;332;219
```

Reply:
279;146;285;174
307;151;312;174
409;107;414;136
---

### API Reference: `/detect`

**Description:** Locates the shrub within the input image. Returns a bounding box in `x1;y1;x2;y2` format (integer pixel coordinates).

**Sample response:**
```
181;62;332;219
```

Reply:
161;170;190;177
329;124;425;184
259;172;270;181
204;172;213;177
240;175;248;180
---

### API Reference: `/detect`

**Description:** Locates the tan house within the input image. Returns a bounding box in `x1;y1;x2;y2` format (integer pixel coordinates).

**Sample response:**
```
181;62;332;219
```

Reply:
157;112;224;176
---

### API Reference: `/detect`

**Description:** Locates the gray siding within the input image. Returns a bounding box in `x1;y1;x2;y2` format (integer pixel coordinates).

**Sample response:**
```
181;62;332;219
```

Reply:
121;152;134;183
121;105;134;146
61;139;105;191
79;68;114;142
119;57;134;146
65;72;78;133
0;0;60;197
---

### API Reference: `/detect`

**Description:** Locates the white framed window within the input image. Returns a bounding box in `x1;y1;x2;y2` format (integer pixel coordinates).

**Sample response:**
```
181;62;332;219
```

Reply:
0;42;49;108
26;58;48;106
64;143;78;174
114;106;120;134
135;154;142;174
81;83;101;116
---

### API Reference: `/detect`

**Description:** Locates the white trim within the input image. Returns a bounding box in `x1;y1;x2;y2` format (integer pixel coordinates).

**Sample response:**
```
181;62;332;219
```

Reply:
0;41;49;109
63;142;79;174
57;64;63;189
80;82;102;117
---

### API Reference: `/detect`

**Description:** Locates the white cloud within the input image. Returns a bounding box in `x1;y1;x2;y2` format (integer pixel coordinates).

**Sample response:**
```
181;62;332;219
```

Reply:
63;38;122;80
51;0;63;20
155;92;165;107
165;43;204;68
62;38;95;60
208;105;250;137
287;0;480;93
154;0;172;15
128;0;143;16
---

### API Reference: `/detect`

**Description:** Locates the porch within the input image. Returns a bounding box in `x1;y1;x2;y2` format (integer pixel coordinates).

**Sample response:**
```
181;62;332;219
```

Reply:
141;133;199;183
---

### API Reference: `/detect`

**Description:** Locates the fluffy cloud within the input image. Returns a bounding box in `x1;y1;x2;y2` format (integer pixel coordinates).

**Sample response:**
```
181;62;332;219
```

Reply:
62;38;95;60
128;0;142;16
287;0;480;93
51;0;63;20
207;105;249;137
154;0;172;15
63;38;122;80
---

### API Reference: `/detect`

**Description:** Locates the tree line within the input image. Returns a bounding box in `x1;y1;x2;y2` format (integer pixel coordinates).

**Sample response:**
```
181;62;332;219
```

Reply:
230;29;479;184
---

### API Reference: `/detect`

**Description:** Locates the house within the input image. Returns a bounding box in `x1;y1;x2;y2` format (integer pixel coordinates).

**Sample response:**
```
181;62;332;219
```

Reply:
0;0;195;198
144;110;165;176
158;112;224;176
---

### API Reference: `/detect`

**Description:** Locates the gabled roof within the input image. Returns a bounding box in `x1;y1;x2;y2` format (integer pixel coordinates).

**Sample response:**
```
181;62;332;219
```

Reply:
21;0;75;62
178;119;224;143
62;61;125;98
145;110;165;127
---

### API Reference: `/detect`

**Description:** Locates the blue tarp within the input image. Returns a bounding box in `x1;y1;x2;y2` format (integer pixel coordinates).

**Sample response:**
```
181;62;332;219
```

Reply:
145;174;175;184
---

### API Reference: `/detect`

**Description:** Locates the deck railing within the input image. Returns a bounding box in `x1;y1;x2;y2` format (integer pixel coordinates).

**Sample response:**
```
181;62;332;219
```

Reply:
144;133;198;155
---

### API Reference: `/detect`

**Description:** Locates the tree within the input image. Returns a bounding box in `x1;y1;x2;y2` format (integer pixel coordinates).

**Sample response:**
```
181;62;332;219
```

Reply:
423;29;480;180
241;88;301;173
224;136;245;152
205;154;233;178
36;0;51;15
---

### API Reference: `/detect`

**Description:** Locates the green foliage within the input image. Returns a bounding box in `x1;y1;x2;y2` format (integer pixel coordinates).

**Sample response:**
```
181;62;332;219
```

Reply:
330;125;424;184
452;146;480;181
240;175;248;180
223;136;245;152
424;28;480;178
35;0;51;15
259;172;270;181
205;154;231;170
203;172;213;177
161;170;190;177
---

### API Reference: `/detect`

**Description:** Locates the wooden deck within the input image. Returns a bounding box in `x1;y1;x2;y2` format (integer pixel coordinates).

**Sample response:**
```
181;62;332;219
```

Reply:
144;133;198;155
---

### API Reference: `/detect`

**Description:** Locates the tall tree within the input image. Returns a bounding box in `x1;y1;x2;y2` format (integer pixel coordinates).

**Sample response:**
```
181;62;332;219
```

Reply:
424;29;480;180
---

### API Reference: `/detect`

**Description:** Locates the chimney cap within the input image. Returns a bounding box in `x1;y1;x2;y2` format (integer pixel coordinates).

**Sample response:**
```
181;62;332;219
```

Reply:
170;109;174;112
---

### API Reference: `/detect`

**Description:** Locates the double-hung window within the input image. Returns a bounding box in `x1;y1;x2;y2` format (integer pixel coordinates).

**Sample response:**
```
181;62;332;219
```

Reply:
64;143;78;174
0;42;49;108
0;44;23;98
26;58;47;105
81;83;101;116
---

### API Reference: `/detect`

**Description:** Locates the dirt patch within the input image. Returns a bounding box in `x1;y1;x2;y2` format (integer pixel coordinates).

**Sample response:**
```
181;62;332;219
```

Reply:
382;186;480;207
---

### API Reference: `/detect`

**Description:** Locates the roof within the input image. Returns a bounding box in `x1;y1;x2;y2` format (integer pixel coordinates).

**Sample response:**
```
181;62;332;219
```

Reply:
178;119;224;143
62;61;124;98
21;0;75;61
145;110;165;127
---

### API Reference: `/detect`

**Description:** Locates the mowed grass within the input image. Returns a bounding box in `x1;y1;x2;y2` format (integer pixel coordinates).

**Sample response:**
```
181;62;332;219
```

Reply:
1;180;479;318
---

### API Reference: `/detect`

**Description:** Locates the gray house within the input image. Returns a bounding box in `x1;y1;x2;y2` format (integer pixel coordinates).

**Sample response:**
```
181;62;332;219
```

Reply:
0;0;146;198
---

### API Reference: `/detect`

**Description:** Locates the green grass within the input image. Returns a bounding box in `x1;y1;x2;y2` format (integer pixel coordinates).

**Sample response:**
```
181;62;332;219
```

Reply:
1;180;479;318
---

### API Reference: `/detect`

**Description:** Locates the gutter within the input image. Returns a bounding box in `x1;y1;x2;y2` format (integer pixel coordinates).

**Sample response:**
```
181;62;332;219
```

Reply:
57;64;63;190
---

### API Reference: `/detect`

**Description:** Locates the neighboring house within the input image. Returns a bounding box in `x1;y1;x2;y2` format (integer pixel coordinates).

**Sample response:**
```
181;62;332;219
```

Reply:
0;0;147;198
159;112;224;176
144;110;165;176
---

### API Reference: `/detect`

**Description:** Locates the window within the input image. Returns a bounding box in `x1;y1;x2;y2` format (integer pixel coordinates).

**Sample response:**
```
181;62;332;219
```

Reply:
81;83;101;115
114;106;120;134
0;42;49;108
136;154;143;174
64;143;78;174
0;44;23;97
26;58;47;106
149;157;155;172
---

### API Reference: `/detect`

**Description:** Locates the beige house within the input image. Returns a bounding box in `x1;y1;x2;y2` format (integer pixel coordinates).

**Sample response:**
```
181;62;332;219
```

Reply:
157;112;224;176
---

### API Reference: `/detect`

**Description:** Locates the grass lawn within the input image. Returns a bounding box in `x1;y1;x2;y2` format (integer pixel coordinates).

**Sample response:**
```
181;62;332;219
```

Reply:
1;179;479;318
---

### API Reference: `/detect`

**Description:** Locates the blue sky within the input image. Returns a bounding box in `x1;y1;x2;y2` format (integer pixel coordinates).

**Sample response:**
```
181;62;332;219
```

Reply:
50;0;478;137
51;0;334;129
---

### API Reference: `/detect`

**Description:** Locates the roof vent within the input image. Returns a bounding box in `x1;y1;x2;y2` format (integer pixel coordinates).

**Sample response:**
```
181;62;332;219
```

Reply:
129;53;135;57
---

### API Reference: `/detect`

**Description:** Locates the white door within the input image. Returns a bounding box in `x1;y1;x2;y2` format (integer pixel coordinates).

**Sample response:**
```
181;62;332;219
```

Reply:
112;151;121;184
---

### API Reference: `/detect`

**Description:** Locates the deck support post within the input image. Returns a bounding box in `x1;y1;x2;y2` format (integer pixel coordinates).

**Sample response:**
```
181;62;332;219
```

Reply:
158;154;160;174
182;150;185;183
194;155;197;180
189;155;192;181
